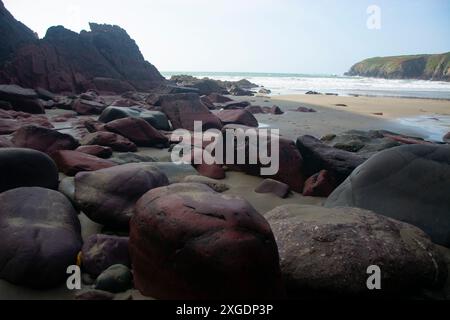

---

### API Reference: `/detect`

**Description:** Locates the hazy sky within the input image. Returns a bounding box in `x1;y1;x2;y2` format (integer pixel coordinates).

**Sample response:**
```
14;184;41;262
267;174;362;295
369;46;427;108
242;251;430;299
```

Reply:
4;0;450;74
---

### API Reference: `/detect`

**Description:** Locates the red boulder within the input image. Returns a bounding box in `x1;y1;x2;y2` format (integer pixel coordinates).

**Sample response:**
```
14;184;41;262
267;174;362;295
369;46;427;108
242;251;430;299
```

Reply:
217;109;259;127
303;170;337;197
129;183;284;299
76;145;113;159
80;131;137;152
52;150;116;176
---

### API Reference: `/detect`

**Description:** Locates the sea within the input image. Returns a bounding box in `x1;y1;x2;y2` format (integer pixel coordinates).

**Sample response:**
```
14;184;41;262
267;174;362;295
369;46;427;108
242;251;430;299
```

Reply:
162;71;450;100
162;71;450;141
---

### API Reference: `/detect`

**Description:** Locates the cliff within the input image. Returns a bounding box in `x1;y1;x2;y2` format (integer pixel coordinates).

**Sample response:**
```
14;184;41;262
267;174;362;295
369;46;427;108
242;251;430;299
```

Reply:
0;1;165;93
346;52;450;82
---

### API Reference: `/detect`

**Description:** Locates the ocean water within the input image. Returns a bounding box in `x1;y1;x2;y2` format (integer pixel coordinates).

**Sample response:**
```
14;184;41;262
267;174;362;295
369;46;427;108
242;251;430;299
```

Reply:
162;71;450;100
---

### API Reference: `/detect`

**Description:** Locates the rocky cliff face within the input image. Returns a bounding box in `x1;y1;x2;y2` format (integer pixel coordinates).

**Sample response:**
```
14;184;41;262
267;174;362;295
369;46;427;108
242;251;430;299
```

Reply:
346;53;450;82
0;1;165;93
0;0;37;65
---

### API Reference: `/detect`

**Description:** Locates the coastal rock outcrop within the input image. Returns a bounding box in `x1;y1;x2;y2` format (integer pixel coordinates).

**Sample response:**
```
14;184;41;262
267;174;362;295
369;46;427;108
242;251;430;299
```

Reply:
346;52;450;81
266;205;447;297
0;1;165;93
325;144;450;247
0;187;82;288
129;183;284;299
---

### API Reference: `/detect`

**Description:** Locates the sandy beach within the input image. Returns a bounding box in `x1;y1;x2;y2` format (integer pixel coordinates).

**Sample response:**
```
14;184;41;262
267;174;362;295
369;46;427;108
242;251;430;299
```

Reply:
227;94;450;142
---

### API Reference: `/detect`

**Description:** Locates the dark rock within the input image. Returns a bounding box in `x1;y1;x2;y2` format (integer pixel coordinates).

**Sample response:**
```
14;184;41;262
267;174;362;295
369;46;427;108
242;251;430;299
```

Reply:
0;100;12;110
255;179;290;198
0;136;13;148
195;163;225;180
206;93;233;104
302;170;337;197
52;150;116;176
266;205;447;297
294;106;316;113
222;100;250;110
0;148;58;192
0;1;36;66
444;132;450;143
217;109;258;127
80;131;137;152
82;234;130;277
94;264;133;293
35;87;56;101
109;152;156;165
99;106;171;131
258;88;271;95
160;93;222;131
129;183;284;299
0;22;165;93
305;91;321;95
245;105;265;114
225;129;305;192
325;144;450;247
76;145;113;159
72;99;107;115
74;163;169;229
269;105;284;115
0;116;53;134
296;135;366;184
75;289;115;301
11;125;79;155
0;187;82;288
228;85;254;96
105;117;168;148
182;175;230;193
0;85;44;114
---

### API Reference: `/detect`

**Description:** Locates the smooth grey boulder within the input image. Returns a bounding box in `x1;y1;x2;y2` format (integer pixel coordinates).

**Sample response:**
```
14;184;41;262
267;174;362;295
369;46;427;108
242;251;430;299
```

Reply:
266;204;447;297
94;264;133;293
0;187;82;288
325;144;450;247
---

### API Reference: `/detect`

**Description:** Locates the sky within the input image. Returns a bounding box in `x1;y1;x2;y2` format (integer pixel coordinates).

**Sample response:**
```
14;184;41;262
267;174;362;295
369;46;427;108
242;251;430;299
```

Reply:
4;0;450;75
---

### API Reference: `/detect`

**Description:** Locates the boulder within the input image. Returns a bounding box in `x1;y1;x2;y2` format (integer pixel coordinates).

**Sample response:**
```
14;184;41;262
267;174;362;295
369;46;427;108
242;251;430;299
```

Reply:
225;129;305;193
0;148;58;192
99;106;171;131
255;179;290;198
269;105;284;115
72;99;107;115
325;144;450;247
80;131;137;152
0;85;44;114
160;93;222;131
195;163;226;180
228;85;254;96
444;132;450;143
302;170;337;197
182;175;230;193
245;105;265;114
294;106;316;113
0;136;13;148
0;115;53;134
105;117;168;148
222;100;250;110
94;264;133;293
52;150;116;176
129;184;284;299
82;235;130;277
110;152;156;165
266;205;447;297
217;109;259;127
74;163;169;229
12;125;79;155
206;93;233;104
0;187;82;288
75;145;113;159
296;135;366;184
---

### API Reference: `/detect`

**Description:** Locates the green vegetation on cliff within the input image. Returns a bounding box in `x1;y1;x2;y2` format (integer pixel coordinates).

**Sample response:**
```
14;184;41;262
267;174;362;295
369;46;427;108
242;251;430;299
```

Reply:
346;52;450;81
